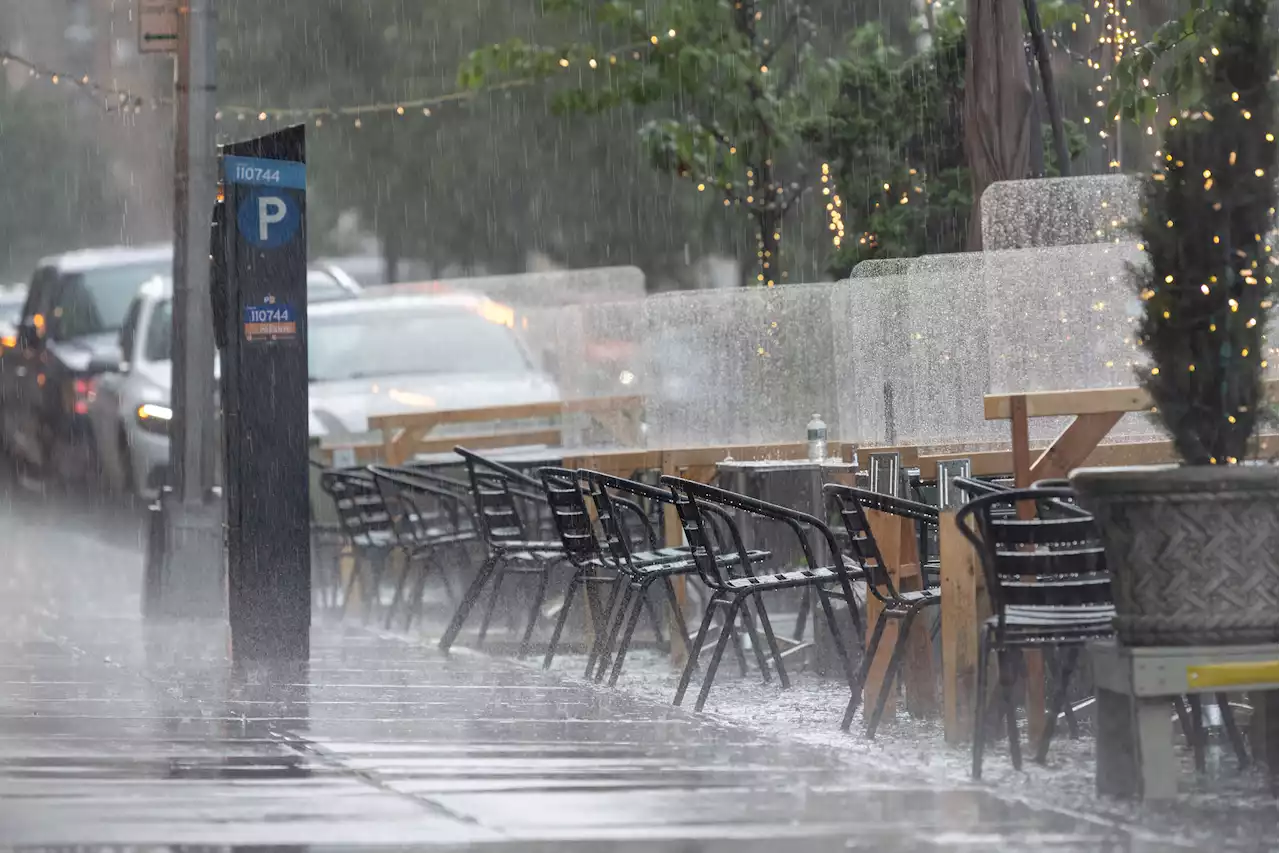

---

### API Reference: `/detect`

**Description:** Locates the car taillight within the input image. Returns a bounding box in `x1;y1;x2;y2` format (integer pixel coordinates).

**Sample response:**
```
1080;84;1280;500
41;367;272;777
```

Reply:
71;376;96;415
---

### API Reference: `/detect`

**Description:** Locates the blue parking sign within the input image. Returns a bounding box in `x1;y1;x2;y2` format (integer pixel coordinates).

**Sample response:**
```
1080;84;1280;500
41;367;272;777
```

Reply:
237;188;301;249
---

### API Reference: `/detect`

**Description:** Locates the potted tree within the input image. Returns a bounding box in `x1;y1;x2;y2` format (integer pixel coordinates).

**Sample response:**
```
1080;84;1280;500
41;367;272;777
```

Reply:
1071;0;1278;646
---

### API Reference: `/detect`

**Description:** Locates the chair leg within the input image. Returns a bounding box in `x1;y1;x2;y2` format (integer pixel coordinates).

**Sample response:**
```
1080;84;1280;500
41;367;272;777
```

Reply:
843;608;890;732
1189;694;1207;772
542;572;581;670
674;598;720;706
384;555;414;630
661;576;691;658
792;587;811;643
866;611;915;739
587;575;627;680
596;582;635;682
607;584;650;688
1216;693;1250;770
439;556;499;653
642;587;667;651
475;566;508;649
755;594;790;689
361;552;385;625
816;586;861;699
997;649;1023;771
1173;695;1194;743
1035;645;1078;764
404;552;433;632
694;597;743;712
737;597;775;686
518;566;553;658
338;552;364;620
971;626;992;780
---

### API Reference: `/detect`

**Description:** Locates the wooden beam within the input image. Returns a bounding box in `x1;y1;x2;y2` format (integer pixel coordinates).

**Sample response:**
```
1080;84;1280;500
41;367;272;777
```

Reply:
1030;411;1125;481
941;509;988;744
985;378;1278;420
1010;395;1031;489
985;386;1151;420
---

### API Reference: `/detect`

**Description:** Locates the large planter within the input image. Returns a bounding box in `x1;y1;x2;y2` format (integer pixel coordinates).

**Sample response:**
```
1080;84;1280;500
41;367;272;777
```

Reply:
1070;464;1279;647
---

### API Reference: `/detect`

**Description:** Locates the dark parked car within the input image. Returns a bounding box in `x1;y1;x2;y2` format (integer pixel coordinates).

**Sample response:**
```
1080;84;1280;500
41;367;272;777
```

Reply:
0;245;171;482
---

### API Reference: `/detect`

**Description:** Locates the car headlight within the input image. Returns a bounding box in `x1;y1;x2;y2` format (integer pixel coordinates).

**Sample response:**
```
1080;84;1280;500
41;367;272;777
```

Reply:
135;402;172;436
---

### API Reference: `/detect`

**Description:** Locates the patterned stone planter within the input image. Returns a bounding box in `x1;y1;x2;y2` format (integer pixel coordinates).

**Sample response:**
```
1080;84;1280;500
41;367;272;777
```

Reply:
1070;464;1279;647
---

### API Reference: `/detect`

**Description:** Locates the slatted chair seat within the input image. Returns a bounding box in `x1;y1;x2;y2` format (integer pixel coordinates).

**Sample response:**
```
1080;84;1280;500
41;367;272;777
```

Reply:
725;565;843;590
957;485;1118;779
438;449;574;656
826;485;943;737
576;470;780;687
661;475;866;713
368;465;482;631
319;468;401;624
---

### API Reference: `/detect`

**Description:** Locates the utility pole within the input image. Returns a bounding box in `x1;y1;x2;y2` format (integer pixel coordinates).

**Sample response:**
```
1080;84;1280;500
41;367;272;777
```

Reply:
151;0;225;618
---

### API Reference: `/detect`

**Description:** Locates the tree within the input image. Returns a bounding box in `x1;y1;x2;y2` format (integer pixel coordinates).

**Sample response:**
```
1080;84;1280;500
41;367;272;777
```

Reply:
1124;0;1277;464
808;3;1084;276
458;0;838;285
218;0;724;287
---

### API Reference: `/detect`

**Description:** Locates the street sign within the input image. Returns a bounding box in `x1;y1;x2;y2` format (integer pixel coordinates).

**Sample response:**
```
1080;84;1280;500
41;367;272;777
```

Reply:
138;0;179;53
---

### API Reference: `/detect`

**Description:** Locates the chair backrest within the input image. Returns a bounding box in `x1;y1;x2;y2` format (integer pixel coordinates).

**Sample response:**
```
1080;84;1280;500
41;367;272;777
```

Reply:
455;446;539;546
824;484;939;601
319;468;394;545
955;487;1111;630
661;475;843;592
369;465;472;544
579;469;666;570
537;467;600;561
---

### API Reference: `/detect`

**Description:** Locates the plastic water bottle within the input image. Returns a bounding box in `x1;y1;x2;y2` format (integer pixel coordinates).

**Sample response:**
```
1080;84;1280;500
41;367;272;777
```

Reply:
807;413;827;461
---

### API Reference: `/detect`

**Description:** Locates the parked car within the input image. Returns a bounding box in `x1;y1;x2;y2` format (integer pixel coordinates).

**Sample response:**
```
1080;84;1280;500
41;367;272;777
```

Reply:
0;245;171;481
307;291;560;438
89;266;362;497
0;284;28;351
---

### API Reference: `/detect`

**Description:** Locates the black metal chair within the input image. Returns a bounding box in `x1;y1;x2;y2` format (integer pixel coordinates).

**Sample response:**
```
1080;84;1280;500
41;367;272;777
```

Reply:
579;469;772;687
318;467;398;624
660;475;866;712
368;465;478;631
825;485;942;737
438;447;569;656
536;467;646;671
956;486;1115;778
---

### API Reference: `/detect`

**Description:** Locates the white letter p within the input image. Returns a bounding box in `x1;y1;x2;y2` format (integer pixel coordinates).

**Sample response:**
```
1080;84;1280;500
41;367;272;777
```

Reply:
258;196;287;241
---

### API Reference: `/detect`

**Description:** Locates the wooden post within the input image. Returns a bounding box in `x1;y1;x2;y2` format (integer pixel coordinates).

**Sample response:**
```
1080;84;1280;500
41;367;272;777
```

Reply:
941;509;989;744
861;509;930;720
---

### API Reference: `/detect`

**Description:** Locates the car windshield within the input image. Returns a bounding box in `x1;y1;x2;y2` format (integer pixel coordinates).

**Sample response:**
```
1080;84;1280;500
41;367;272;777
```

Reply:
308;305;532;383
56;260;169;338
145;299;172;362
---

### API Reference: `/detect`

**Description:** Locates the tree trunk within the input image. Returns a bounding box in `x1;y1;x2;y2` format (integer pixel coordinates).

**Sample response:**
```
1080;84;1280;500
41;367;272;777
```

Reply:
1023;0;1071;177
963;0;1033;250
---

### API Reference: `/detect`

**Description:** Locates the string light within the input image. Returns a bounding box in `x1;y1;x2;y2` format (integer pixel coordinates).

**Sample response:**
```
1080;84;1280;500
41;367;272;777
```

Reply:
0;49;161;114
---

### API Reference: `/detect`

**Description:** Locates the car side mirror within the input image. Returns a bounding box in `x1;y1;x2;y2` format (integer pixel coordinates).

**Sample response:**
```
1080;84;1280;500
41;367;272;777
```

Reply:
16;321;39;349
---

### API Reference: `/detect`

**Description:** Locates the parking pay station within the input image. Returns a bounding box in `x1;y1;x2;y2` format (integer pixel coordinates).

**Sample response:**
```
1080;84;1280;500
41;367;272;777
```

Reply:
212;126;311;665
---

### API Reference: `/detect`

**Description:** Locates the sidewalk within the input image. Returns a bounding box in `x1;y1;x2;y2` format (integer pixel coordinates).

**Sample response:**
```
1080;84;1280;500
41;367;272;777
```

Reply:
0;493;1269;850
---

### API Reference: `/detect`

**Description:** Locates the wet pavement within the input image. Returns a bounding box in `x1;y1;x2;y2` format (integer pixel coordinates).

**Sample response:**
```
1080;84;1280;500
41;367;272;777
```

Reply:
0;485;1272;850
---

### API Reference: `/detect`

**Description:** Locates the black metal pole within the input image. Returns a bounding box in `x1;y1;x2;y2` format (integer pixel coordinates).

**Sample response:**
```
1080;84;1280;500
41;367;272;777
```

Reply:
1022;0;1071;176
